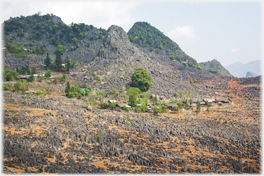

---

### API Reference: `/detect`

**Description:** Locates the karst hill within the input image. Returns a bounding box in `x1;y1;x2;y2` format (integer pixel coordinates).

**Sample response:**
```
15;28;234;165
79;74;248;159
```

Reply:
3;13;232;97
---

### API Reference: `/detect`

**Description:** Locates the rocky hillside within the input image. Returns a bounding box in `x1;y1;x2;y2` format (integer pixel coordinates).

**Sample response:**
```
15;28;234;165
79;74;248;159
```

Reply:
199;59;233;77
127;22;201;70
3;13;232;98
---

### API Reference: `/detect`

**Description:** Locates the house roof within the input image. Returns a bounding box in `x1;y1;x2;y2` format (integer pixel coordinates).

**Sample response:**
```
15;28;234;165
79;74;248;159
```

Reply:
192;99;202;102
203;99;215;103
117;103;131;108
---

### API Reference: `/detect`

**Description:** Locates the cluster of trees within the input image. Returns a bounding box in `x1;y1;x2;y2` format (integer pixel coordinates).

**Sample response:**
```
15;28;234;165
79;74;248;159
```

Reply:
127;22;180;53
44;46;78;72
4;38;46;59
4;69;19;81
16;66;37;75
3;80;30;94
4;13;107;49
65;82;89;99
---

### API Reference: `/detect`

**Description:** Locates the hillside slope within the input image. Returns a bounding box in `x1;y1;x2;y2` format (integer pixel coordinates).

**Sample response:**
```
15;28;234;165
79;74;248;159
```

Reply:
199;59;233;77
3;13;231;98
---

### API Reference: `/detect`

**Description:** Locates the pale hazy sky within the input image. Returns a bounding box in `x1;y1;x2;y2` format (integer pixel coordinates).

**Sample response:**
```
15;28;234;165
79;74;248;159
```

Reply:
1;0;263;66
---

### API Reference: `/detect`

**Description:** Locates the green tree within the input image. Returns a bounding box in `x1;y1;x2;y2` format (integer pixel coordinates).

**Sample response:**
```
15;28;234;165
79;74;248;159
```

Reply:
65;81;71;96
55;53;62;71
126;87;141;97
44;52;51;68
66;56;70;72
27;74;35;82
45;70;51;77
131;68;151;92
55;44;66;56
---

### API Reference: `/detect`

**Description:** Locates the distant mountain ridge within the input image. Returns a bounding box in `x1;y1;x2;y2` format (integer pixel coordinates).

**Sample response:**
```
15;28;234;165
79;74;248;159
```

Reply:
199;59;233;77
246;71;259;78
225;60;261;78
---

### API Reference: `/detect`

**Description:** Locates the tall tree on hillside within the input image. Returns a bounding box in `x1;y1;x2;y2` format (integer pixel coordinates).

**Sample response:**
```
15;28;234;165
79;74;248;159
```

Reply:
66;56;70;72
55;53;62;71
55;45;66;71
44;52;51;68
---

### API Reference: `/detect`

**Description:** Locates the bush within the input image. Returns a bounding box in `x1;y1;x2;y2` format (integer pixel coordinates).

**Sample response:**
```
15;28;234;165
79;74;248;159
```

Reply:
109;103;117;110
76;93;82;99
59;75;66;82
94;76;99;81
130;68;151;92
14;82;22;91
153;106;161;115
248;97;251;100
38;75;45;82
128;95;139;107
140;103;148;112
27;74;35;82
172;106;178;112
36;90;43;95
3;83;9;91
68;92;75;98
45;70;51;77
4;69;19;81
123;119;132;123
135;106;141;113
122;106;131;111
99;102;109;109
126;87;141;97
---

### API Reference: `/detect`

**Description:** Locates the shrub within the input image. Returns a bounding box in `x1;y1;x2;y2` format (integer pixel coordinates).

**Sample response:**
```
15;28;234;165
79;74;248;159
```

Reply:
36;90;43;95
135;106;141;113
123;119;132;123
126;87;141;97
94;76;99;81
248;97;251;100
128;95;139;107
14;82;22;91
68;92;75;98
76;93;82;99
27;74;35;82
38;75;46;82
4;69;19;81
153;106;161;115
140;103;148;112
45;70;51;77
122;106;131;111
3;83;9;91
172;106;178;112
59;75;66;82
99;102;109;109
109;103;117;110
130;68;151;92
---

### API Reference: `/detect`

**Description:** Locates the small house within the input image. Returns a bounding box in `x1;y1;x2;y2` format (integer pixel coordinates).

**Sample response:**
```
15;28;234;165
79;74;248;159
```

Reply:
108;100;116;103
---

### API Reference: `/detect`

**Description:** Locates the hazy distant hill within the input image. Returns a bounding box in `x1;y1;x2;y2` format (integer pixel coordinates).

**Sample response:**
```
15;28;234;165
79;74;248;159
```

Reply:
199;59;233;77
246;71;259;78
225;60;261;78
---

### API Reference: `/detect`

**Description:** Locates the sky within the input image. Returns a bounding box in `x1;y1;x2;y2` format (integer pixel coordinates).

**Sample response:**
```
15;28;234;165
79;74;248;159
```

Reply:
1;0;263;67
